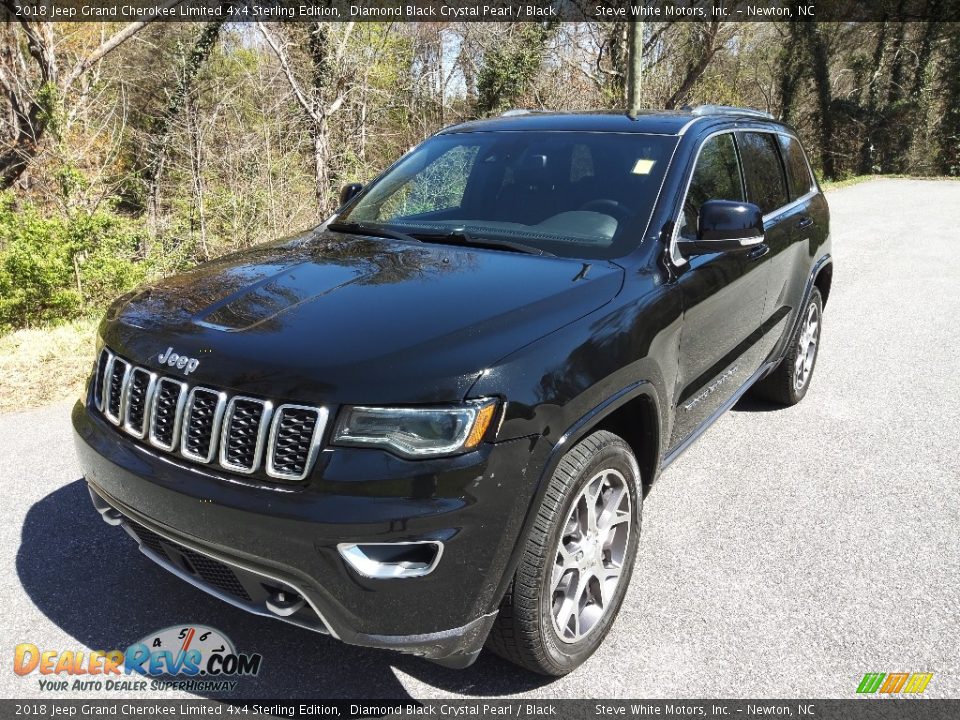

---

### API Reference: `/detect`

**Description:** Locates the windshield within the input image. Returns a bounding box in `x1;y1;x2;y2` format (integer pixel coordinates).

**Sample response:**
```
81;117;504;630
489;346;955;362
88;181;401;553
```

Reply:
335;130;678;260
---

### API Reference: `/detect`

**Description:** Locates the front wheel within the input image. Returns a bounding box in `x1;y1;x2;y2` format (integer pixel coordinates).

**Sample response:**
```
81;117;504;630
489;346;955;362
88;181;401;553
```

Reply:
753;287;824;406
486;430;641;675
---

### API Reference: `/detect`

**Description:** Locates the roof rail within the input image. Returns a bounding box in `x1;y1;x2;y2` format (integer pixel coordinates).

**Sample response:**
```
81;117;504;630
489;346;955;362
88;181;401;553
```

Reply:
500;108;553;117
690;104;775;120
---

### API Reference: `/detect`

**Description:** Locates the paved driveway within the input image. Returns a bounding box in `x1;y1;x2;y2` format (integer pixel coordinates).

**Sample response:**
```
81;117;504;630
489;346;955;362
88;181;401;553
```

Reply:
2;179;958;700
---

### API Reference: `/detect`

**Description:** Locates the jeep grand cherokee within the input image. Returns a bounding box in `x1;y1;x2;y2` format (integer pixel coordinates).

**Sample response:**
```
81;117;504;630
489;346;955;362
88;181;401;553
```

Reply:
74;106;832;675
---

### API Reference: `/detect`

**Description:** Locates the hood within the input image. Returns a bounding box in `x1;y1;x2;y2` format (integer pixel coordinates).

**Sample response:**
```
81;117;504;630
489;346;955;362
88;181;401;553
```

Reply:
102;230;624;404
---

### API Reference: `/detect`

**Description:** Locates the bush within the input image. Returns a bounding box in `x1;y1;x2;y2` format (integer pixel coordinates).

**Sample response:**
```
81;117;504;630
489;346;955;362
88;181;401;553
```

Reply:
0;194;150;331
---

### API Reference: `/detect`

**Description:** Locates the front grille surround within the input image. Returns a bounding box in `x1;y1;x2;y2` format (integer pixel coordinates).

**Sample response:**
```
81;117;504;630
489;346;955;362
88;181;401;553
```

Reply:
93;349;111;412
266;404;329;481
219;396;274;474
122;367;158;439
91;348;327;482
103;355;131;425
148;377;188;452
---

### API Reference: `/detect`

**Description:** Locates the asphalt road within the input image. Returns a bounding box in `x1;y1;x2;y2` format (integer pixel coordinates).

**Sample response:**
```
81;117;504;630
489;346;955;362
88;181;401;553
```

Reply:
2;179;958;701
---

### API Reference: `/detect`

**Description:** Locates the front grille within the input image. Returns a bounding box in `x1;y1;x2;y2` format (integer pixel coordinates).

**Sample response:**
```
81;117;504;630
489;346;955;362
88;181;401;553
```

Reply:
181;388;224;463
149;378;186;450
93;349;110;411
267;405;327;481
90;346;326;481
221;398;270;473
126;519;251;601
105;357;130;424
123;368;154;438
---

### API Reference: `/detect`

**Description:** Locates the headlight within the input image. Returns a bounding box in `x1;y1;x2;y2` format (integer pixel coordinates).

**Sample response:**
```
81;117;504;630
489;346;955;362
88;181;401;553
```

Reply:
332;399;498;458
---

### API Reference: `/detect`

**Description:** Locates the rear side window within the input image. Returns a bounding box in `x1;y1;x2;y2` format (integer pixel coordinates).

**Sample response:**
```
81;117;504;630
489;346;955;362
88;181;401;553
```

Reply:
679;133;744;239
737;132;788;215
777;134;815;200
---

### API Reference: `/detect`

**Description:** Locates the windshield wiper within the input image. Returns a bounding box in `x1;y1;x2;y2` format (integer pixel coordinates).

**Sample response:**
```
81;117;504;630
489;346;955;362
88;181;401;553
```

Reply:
408;230;554;257
327;221;423;245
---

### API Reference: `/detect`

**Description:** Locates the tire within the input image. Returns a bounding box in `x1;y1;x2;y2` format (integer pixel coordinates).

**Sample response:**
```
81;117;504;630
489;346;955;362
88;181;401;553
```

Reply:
486;430;642;675
752;287;823;406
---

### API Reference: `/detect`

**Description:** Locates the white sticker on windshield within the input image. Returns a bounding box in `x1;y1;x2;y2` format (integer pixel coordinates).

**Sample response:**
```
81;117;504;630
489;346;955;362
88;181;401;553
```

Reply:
631;159;656;175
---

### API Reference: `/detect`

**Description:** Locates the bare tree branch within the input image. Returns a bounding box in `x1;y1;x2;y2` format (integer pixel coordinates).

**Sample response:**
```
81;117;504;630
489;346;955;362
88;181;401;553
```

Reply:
256;21;323;125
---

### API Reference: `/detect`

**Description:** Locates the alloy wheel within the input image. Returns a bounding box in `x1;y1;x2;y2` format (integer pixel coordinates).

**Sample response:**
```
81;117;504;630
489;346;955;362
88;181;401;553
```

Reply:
794;302;820;391
550;469;632;643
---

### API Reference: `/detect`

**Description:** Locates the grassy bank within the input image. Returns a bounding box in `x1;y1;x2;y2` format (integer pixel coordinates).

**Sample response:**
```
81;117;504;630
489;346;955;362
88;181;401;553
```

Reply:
0;318;98;413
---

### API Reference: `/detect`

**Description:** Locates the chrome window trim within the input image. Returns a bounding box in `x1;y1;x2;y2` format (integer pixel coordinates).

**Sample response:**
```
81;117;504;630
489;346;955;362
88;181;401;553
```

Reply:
669;128;817;267
265;404;329;482
180;387;227;464
219;396;274;474
147;377;188;452
122;368;158;440
103;357;131;426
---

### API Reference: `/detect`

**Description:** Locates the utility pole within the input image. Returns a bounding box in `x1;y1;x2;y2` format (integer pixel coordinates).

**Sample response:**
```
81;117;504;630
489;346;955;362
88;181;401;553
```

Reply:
626;19;644;118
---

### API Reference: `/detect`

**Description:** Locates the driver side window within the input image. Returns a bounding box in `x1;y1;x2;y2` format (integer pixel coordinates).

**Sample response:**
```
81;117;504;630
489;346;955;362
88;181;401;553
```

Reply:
679;133;744;239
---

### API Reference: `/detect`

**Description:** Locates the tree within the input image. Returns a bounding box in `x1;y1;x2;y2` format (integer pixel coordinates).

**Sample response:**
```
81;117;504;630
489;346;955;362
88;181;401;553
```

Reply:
0;3;179;189
257;21;355;212
476;23;554;115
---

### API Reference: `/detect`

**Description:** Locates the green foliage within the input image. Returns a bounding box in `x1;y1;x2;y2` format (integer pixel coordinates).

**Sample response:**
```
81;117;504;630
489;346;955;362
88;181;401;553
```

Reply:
477;24;554;116
0;195;150;331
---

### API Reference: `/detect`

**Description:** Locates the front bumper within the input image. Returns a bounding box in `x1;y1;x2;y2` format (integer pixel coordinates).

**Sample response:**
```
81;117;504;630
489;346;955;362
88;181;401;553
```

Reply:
72;401;547;666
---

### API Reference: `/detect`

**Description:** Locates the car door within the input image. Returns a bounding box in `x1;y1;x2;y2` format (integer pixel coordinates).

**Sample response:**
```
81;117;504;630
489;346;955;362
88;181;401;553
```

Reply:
669;131;770;449
735;131;796;361
763;133;826;351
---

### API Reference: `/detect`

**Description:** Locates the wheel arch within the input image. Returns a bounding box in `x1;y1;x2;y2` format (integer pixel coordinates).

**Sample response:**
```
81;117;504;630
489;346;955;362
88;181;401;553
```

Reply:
813;259;833;307
485;381;663;616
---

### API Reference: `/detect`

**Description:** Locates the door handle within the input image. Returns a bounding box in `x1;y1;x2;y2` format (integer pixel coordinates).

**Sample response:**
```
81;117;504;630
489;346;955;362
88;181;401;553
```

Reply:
746;244;769;261
796;217;814;230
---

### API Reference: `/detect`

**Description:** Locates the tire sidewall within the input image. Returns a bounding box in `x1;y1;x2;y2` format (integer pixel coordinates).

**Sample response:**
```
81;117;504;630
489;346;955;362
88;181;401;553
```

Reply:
537;440;642;673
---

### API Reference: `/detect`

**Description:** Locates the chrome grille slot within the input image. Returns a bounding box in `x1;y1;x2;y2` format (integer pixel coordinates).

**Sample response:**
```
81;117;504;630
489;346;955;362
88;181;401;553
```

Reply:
181;387;226;463
104;357;130;425
122;368;156;439
148;378;187;451
267;405;328;481
93;349;111;411
220;397;272;474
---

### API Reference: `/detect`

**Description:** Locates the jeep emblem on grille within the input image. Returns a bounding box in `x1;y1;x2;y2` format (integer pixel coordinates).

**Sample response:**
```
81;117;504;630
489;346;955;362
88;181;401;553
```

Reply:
157;347;200;375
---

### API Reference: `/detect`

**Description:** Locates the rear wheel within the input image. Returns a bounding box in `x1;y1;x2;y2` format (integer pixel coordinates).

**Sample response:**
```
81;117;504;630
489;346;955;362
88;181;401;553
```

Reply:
486;430;641;675
753;287;823;406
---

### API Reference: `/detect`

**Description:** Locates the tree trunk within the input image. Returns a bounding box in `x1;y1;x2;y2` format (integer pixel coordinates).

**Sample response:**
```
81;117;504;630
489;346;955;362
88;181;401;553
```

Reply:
664;21;721;110
626;21;643;116
776;23;804;123
911;3;941;100
801;22;837;180
856;19;889;175
313;122;331;212
145;20;224;236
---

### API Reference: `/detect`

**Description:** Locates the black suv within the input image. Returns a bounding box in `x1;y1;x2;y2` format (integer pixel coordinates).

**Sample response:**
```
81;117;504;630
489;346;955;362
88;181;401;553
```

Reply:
74;106;831;675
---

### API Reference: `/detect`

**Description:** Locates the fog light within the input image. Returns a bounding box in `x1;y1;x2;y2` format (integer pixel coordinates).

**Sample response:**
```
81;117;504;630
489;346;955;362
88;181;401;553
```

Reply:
338;541;443;579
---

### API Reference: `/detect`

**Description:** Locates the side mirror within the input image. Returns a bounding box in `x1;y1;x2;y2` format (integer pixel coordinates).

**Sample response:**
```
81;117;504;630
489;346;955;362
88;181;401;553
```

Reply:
678;199;764;255
339;182;364;207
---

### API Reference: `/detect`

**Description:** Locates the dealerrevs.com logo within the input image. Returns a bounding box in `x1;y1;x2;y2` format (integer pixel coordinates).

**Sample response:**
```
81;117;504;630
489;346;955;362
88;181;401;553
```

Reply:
14;625;262;693
856;672;934;695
